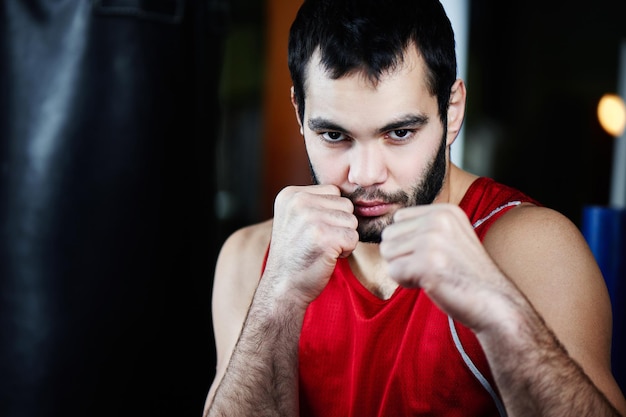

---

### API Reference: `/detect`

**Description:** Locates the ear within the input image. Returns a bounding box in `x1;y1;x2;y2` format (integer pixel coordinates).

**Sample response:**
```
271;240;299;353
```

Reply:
446;79;466;146
291;86;304;135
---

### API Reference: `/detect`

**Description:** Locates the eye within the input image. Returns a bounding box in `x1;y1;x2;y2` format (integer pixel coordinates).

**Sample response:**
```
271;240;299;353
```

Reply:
387;129;413;140
321;131;346;142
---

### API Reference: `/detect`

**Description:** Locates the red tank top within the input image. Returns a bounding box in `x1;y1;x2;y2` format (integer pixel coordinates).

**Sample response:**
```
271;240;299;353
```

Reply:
298;177;539;416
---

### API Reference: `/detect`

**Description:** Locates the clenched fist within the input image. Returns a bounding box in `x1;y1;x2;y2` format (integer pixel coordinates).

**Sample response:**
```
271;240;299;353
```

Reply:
264;185;359;306
380;203;512;332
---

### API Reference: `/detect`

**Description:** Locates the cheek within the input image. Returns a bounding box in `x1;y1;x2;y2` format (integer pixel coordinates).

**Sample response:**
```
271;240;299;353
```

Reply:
388;145;432;183
395;159;420;181
305;141;348;184
312;159;349;184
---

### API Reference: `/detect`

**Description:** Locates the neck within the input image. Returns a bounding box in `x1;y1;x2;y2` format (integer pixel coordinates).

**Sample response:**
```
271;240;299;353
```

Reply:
438;163;478;206
348;242;398;299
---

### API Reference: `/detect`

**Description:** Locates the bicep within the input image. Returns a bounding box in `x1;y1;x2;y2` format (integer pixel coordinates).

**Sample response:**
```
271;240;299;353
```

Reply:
483;206;626;412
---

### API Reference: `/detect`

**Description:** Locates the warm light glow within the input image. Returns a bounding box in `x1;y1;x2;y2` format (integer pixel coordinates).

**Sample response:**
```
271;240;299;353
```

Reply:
598;94;626;137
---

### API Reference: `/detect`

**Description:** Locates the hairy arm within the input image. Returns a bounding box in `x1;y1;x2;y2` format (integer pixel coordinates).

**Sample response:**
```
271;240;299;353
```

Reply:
207;269;306;417
204;185;358;417
381;204;626;416
477;294;620;416
203;222;305;417
479;205;626;416
202;221;282;416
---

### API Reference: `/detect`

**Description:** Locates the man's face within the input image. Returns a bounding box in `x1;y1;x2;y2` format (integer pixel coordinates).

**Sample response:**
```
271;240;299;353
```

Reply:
299;48;449;243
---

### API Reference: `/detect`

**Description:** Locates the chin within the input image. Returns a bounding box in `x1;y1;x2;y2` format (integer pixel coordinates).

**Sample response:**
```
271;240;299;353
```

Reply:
357;216;391;244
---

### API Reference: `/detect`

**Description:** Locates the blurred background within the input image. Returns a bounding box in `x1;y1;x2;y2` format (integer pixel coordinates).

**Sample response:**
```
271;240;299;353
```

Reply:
1;1;625;416
219;0;626;231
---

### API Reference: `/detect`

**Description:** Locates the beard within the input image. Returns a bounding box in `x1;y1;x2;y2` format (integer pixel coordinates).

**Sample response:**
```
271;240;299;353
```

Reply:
310;134;448;243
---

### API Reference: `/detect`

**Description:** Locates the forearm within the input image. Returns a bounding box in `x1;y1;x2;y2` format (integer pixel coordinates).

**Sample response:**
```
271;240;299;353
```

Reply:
479;296;621;417
207;278;306;417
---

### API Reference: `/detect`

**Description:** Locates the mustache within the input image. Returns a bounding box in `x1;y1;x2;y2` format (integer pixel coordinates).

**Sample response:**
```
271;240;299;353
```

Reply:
341;187;410;206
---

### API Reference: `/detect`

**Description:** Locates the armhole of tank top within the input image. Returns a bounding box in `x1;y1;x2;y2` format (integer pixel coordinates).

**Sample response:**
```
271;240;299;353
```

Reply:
444;201;522;417
472;201;522;229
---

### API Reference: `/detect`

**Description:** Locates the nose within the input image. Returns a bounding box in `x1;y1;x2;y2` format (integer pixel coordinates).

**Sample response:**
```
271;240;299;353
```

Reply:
347;143;388;187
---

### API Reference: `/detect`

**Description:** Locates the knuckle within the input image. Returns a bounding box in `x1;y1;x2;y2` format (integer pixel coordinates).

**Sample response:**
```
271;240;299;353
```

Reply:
275;186;298;208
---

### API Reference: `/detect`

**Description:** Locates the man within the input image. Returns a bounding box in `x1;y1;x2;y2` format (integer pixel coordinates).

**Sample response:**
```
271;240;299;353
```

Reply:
204;0;626;415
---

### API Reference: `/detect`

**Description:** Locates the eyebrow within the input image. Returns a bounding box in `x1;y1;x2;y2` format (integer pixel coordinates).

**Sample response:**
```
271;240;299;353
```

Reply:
377;114;429;134
308;117;347;133
307;114;429;135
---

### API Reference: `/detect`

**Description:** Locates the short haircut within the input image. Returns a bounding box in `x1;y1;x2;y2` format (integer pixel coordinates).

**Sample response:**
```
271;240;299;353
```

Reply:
288;0;457;126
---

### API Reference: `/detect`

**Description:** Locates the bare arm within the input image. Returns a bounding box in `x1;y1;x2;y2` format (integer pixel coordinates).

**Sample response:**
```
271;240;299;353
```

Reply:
204;185;358;416
477;289;620;416
480;205;626;416
207;269;306;417
381;204;626;416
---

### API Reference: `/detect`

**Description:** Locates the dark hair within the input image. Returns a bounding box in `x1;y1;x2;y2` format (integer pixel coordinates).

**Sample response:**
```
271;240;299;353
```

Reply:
288;0;457;126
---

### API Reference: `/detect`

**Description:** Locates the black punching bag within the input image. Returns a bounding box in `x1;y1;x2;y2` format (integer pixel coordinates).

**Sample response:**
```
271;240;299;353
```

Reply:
0;1;228;416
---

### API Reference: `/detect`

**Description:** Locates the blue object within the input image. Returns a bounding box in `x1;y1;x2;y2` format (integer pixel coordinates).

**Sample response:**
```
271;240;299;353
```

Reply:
581;206;626;391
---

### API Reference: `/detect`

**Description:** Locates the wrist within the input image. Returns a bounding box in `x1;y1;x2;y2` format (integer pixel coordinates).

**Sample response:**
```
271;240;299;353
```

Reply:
254;269;311;320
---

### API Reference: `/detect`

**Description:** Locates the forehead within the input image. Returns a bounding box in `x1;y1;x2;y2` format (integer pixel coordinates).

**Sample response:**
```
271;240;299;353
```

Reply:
303;47;437;124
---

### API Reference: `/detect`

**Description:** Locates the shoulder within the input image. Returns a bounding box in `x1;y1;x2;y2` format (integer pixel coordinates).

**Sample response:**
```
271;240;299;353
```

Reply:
482;204;605;306
482;204;624;403
218;219;273;269
213;219;273;309
482;204;594;271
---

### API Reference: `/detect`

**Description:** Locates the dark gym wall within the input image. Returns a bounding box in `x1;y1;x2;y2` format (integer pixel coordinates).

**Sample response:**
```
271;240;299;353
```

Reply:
465;0;626;225
0;1;228;416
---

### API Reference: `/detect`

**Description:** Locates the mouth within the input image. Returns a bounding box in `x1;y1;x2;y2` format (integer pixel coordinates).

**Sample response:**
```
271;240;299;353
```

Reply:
353;201;394;217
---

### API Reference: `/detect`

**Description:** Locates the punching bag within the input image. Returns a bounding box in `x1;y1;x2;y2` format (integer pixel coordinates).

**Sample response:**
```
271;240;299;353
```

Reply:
0;1;228;416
